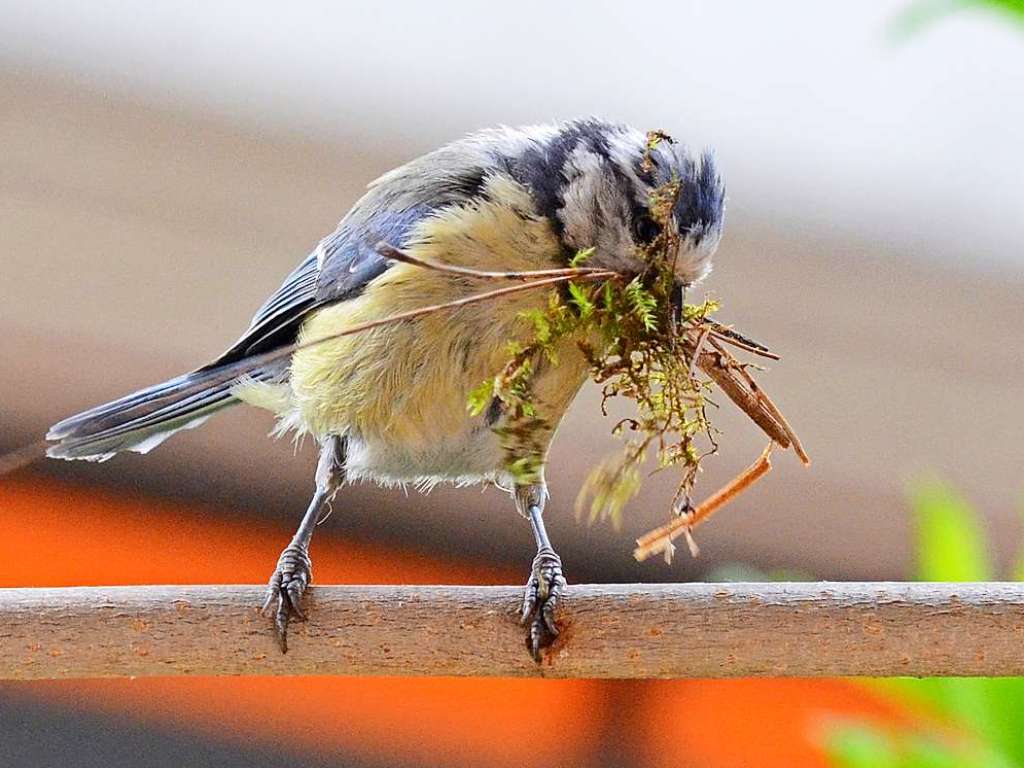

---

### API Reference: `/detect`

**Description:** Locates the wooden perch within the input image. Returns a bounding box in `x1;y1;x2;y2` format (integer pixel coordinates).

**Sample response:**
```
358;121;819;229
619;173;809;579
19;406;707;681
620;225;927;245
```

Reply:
3;583;1024;680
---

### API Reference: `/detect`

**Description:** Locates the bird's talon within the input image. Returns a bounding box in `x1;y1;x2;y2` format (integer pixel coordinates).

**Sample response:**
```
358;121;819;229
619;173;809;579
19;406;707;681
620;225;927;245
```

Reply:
262;542;312;653
289;600;307;622
529;631;542;662
259;587;277;617
521;547;565;661
542;604;559;636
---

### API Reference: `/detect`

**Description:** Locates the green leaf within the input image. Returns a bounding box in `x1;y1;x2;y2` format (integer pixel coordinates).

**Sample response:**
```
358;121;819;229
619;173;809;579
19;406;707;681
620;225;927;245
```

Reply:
520;308;552;344
889;0;967;40
601;280;615;310
902;735;965;768
902;481;997;737
1011;492;1024;581
916;679;995;743
910;479;992;582
466;379;493;416
824;724;899;768
624;279;658;332
829;483;1024;768
567;281;595;319
976;745;1021;768
974;677;1024;763
899;481;1024;756
890;0;1024;42
998;496;1024;758
569;246;595;267
824;723;1013;768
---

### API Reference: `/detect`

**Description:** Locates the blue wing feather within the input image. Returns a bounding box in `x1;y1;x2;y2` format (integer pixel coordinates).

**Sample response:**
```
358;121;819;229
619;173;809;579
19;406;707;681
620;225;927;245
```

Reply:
209;205;430;366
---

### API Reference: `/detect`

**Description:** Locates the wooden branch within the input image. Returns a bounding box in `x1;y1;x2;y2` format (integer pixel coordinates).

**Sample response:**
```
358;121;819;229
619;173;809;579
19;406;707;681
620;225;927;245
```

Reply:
4;583;1024;680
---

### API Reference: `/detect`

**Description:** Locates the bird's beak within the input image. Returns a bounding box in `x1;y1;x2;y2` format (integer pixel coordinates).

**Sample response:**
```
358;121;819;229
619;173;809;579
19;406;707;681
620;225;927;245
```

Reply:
670;282;686;326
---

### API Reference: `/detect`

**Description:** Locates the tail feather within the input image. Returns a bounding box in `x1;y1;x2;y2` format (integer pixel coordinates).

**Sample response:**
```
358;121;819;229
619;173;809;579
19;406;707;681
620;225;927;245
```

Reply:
46;361;285;462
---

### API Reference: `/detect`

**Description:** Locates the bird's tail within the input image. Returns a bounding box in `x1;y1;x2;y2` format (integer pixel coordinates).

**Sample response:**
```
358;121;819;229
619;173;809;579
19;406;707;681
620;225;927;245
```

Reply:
46;359;286;462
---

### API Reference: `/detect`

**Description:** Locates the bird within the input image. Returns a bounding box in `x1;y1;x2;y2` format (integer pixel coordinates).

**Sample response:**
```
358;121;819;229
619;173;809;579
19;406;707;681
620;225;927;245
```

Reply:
45;118;726;659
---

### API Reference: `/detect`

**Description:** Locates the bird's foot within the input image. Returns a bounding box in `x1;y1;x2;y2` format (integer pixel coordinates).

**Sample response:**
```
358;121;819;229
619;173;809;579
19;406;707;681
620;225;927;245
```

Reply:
521;546;565;662
261;541;312;653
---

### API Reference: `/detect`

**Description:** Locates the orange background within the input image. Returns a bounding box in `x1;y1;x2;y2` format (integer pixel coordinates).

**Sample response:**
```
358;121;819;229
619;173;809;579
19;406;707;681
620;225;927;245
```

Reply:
0;476;913;767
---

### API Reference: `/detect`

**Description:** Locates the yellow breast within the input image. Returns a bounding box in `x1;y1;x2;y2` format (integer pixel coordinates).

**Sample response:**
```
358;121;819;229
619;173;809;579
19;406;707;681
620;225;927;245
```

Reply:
273;175;591;472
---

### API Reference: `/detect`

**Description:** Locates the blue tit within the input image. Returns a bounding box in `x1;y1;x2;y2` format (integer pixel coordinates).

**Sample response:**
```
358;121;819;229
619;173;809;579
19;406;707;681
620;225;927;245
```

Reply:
46;118;726;659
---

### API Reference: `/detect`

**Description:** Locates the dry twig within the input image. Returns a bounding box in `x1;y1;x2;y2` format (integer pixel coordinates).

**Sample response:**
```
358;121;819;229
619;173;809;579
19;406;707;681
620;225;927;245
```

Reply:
717;339;810;465
375;241;613;282
704;321;781;360
687;333;810;466
695;350;792;448
634;444;774;562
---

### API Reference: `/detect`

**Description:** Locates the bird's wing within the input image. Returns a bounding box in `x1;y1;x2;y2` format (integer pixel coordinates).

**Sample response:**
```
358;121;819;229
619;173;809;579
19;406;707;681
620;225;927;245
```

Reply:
222;251;320;360
208;217;398;368
208;154;490;368
45;137;522;460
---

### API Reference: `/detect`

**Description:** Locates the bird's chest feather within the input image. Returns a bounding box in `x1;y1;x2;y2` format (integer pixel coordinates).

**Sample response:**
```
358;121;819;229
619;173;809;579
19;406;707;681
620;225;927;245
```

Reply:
285;179;591;483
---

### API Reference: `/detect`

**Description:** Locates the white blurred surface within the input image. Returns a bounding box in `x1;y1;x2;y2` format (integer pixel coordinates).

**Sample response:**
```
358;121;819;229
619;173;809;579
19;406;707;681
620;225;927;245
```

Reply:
2;0;1023;269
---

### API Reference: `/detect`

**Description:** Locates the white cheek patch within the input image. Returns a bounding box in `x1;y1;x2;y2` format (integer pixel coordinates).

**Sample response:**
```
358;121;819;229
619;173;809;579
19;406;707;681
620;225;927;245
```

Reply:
675;225;723;285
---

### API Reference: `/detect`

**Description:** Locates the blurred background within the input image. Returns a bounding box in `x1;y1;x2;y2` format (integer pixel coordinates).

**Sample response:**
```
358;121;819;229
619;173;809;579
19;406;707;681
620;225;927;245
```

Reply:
2;1;1023;766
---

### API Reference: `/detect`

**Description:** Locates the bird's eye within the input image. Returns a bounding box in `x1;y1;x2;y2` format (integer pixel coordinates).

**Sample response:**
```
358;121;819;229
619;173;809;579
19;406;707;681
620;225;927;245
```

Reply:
633;213;661;244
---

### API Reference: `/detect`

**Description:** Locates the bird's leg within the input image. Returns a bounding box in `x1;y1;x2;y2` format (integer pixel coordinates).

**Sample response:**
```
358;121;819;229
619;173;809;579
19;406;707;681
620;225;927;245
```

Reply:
261;435;345;653
516;482;566;661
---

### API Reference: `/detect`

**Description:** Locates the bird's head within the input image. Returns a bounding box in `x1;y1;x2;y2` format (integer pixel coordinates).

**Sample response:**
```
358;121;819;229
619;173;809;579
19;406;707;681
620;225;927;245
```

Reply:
516;120;725;293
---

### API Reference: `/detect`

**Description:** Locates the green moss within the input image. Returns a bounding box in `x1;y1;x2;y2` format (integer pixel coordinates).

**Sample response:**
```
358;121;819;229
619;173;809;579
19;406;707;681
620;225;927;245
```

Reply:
467;131;722;522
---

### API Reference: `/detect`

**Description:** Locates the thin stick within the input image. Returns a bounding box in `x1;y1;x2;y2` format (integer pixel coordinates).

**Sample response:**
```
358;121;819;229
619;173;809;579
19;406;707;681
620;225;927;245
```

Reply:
710;338;810;466
687;325;712;379
705;323;781;361
696;350;792;448
288;272;619;347
375;241;614;282
743;377;810;465
634;444;773;562
706;321;776;354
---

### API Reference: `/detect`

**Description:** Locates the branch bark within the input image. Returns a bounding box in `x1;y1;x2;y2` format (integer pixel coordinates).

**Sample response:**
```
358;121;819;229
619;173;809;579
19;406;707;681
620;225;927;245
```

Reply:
3;583;1024;680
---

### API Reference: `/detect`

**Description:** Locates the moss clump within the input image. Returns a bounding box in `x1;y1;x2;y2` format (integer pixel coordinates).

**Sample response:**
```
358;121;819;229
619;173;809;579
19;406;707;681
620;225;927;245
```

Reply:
468;131;721;525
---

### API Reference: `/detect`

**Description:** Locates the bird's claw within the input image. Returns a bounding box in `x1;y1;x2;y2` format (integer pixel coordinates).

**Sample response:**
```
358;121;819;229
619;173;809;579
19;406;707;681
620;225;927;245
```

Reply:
521;546;565;662
261;542;312;653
